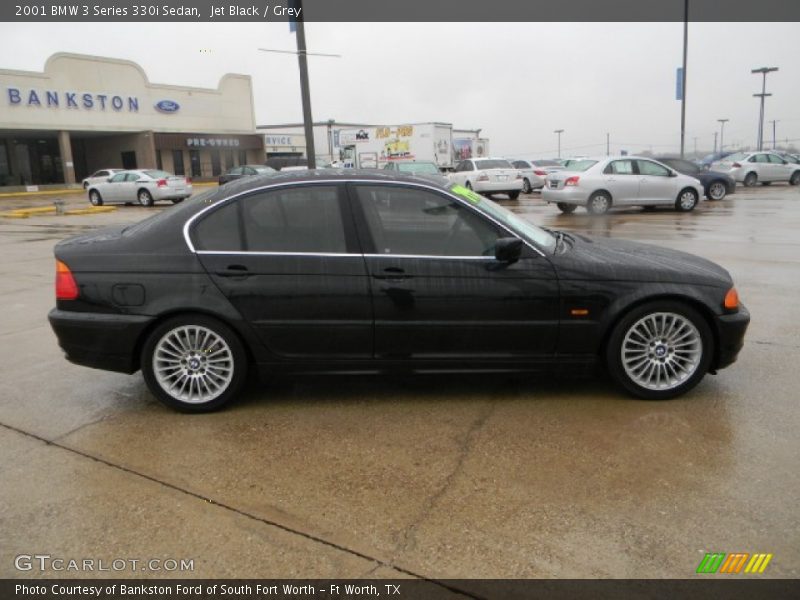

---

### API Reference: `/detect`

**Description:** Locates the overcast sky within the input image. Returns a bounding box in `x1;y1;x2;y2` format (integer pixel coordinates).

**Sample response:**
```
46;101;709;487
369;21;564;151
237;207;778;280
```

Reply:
1;22;797;157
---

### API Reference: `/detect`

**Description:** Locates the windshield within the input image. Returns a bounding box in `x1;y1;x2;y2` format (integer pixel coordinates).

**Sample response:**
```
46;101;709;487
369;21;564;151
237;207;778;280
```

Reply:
397;162;439;174
448;184;556;252
563;160;597;172
475;159;512;170
143;170;172;179
723;152;748;162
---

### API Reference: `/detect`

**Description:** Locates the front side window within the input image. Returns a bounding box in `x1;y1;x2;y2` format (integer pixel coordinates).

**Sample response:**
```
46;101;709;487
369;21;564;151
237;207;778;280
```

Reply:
109;173;127;183
355;185;500;257
637;160;670;176
767;154;785;164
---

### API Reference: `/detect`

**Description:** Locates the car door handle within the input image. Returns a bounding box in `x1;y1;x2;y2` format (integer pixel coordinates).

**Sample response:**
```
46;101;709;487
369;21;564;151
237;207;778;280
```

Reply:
372;267;412;282
215;264;252;278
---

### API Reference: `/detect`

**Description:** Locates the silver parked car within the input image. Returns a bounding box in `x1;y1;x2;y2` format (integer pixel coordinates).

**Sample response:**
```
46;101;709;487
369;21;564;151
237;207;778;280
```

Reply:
448;158;524;199
87;170;193;207
81;168;123;189
508;159;563;193
710;151;800;187
542;157;704;215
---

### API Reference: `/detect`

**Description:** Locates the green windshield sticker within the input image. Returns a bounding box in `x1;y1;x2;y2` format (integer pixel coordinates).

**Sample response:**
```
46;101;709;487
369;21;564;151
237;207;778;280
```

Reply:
451;184;482;205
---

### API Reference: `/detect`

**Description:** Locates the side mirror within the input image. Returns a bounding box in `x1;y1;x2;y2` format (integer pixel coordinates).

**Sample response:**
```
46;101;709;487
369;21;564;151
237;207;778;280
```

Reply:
107;177;114;182
669;170;678;177
495;237;523;263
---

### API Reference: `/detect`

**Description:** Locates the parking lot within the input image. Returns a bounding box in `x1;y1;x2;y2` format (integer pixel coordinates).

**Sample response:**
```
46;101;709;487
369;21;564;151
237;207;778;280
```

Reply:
1;184;798;581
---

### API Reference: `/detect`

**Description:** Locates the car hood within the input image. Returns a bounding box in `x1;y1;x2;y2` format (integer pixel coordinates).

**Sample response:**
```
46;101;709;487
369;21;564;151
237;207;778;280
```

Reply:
553;235;732;288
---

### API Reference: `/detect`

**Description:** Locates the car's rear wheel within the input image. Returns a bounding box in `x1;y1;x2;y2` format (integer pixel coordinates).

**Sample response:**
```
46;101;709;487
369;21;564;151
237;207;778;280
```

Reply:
522;178;532;194
556;202;576;214
675;188;698;212
508;191;520;200
743;172;758;187
141;315;248;412
606;301;713;400
88;190;103;206
171;198;184;204
707;181;727;200
587;191;611;215
138;189;154;207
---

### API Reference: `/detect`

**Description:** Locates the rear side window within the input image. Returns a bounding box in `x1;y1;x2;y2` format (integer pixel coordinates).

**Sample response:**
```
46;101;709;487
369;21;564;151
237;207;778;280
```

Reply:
242;186;346;253
193;201;242;251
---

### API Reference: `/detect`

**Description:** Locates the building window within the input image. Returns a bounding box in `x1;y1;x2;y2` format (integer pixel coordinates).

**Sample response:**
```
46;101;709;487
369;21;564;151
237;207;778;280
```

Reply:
121;151;137;170
156;150;162;170
0;141;10;186
210;150;221;176
238;150;247;166
172;150;185;176
190;150;201;177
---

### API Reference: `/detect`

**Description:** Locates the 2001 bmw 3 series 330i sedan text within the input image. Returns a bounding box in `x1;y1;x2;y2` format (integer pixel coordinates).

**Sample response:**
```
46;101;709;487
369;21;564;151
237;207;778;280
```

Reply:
48;170;750;412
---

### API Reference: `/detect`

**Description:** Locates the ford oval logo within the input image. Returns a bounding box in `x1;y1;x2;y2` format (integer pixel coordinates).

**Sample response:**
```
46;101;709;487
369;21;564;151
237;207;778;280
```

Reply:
155;100;180;113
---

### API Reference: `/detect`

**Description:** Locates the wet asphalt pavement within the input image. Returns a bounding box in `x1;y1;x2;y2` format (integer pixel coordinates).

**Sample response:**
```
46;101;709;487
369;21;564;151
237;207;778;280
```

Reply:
0;184;798;581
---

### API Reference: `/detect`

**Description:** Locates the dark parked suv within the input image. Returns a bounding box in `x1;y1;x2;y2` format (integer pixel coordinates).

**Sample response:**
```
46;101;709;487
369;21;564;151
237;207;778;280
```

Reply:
656;157;736;201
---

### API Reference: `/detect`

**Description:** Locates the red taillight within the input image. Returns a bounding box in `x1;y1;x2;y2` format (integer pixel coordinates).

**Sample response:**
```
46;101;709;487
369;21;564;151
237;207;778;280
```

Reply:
185;177;192;184
157;178;168;187
477;172;489;182
565;176;580;186
732;162;741;168
55;260;79;300
534;170;548;176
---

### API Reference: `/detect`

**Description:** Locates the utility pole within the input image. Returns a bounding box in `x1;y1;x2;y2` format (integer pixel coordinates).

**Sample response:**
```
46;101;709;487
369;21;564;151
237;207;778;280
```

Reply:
294;1;316;168
713;132;718;153
717;118;729;154
679;0;688;158
752;66;778;151
554;129;564;158
769;120;778;149
693;137;697;156
606;132;610;155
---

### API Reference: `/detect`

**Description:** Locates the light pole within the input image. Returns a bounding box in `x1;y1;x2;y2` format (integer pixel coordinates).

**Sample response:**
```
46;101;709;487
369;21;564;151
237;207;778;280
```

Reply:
713;132;718;153
554;129;564;158
769;119;778;149
717;118;729;153
679;0;688;158
752;66;778;151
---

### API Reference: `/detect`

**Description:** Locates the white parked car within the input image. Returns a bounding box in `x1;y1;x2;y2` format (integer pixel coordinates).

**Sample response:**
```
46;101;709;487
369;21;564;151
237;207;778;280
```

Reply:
508;158;563;193
449;158;523;199
87;169;192;207
542;157;704;215
81;168;123;189
710;151;800;187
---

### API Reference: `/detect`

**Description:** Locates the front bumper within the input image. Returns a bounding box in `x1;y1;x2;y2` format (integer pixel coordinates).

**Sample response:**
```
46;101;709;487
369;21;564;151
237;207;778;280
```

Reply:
48;308;154;373
713;303;750;370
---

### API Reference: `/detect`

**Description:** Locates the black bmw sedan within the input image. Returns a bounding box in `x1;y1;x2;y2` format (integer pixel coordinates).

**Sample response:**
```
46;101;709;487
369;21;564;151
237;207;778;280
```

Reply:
48;170;749;412
655;157;736;201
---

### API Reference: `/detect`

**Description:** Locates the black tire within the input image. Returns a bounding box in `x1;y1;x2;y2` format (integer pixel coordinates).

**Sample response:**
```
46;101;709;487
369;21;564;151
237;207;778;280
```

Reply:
522;178;532;194
642;206;657;212
556;202;577;214
88;190;103;206
138;189;154;207
790;171;800;186
675;188;698;212
508;191;520;200
171;198;185;204
743;172;758;187
606;300;714;400
707;180;727;200
761;181;771;186
141;314;248;413
587;191;611;215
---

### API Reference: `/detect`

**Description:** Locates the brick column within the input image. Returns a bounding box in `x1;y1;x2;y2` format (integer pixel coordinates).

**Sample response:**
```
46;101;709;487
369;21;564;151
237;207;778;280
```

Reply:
57;131;76;184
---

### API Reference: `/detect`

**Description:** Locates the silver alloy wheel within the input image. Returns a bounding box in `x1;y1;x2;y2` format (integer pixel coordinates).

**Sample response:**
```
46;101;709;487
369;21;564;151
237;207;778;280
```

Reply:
708;182;726;200
153;325;234;404
679;190;697;210
590;194;609;213
523;178;532;194
89;191;101;206
621;312;702;391
139;190;152;206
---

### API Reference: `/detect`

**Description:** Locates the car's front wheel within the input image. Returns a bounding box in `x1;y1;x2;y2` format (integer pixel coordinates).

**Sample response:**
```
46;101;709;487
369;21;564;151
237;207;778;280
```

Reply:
508;191;520;200
675;188;698;212
88;190;103;206
707;181;727;200
141;315;248;412
138;189;154;207
606;301;713;400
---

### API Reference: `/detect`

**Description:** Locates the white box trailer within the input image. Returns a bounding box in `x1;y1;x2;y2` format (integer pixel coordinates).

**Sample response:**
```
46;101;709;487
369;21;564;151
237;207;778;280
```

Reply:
338;123;462;170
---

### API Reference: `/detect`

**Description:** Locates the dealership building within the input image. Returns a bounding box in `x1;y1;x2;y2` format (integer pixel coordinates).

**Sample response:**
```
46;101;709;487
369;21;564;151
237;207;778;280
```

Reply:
0;53;264;188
